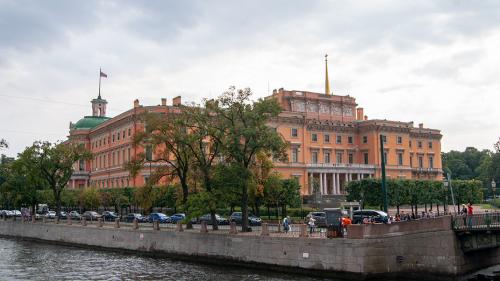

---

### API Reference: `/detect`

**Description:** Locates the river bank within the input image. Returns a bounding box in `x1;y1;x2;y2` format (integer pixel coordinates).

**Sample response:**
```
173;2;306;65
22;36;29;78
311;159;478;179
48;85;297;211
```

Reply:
0;216;497;280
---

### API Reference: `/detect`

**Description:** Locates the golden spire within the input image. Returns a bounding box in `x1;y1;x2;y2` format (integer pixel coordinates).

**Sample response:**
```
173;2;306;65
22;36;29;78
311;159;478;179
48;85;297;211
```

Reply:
325;54;331;95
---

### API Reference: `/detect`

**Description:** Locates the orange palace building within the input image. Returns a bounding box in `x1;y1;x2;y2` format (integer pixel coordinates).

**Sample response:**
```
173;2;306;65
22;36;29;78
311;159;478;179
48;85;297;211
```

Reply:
68;64;442;197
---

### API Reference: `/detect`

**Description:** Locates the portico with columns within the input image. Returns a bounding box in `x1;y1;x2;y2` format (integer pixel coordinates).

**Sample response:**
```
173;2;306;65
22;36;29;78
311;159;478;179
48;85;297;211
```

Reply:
307;164;376;195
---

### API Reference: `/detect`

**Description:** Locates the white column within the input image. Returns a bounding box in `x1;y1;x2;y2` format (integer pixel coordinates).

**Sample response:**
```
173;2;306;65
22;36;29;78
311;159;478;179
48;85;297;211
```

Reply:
358;173;361;181
335;173;340;194
330;173;336;195
322;173;327;195
319;173;323;195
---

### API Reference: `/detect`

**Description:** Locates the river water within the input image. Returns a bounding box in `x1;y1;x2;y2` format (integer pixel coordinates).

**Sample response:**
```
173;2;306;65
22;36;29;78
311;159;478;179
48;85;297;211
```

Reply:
0;237;325;281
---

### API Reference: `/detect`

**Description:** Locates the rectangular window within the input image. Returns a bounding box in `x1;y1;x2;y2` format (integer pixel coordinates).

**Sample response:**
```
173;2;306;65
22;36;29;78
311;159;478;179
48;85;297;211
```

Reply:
127;148;131;161
311;133;318;142
291;128;298;138
324;134;330;143
397;136;402;144
409;140;412;148
324;152;330;164
336;135;342;144
117;132;120;140
364;153;369;164
418;141;422;148
418;156;423;168
312;151;318;164
410;156;413;167
336;152;343;164
123;131;126;139
348;153;353;164
428;141;433;149
362;136;368;144
112;134;115;142
128;128;132;137
398;153;403;166
429;156;434;168
291;148;298;163
122;150;125;164
348;136;353;144
79;160;84;171
112;152;115;166
99;139;102;146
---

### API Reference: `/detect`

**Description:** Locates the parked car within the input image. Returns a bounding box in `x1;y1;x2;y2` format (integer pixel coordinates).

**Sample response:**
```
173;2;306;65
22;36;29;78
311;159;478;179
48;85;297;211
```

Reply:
68;211;81;220
0;210;9;217
169;213;186;223
102;211;120;222
11;210;22;217
125;213;146;223
198;214;229;225
45;211;57;219
58;211;67;219
352;210;389;224
82;211;101;221
229;212;262;226
148;213;170;223
304;212;327;227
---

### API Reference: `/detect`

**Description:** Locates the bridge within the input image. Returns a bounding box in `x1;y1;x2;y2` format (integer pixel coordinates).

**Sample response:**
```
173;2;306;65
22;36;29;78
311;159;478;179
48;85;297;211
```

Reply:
452;212;500;253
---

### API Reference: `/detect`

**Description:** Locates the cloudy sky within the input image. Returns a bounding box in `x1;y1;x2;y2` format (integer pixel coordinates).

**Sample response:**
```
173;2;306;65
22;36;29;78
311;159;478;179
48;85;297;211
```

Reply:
1;0;500;157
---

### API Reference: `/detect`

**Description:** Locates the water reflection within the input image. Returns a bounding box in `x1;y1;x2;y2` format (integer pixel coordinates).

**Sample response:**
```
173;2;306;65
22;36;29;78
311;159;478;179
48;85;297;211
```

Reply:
0;238;324;281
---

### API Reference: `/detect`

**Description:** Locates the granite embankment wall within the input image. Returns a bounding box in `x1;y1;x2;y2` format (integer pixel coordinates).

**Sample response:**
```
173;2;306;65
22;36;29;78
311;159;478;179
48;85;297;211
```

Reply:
0;217;498;280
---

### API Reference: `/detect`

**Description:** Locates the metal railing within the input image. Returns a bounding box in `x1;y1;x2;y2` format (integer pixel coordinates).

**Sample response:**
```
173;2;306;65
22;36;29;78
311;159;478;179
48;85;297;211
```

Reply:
452;212;500;231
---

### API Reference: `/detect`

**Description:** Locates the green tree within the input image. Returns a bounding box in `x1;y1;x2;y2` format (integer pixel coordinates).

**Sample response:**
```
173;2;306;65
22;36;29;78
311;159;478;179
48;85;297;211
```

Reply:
0;139;7;149
211;87;288;231
34;141;90;215
79;187;100;210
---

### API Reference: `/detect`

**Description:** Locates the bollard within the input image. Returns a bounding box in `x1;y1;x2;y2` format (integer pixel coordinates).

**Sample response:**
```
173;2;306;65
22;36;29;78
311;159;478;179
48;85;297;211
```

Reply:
261;223;269;236
81;217;87;226
32;215;36;223
2;214;5;221
133;218;139;230
98;218;103;227
114;218;120;228
13;215;16;222
176;221;184;232
299;224;308;238
55;216;59;224
67;216;72;225
200;221;208;233
43;216;47;223
153;221;160;231
229;222;238;234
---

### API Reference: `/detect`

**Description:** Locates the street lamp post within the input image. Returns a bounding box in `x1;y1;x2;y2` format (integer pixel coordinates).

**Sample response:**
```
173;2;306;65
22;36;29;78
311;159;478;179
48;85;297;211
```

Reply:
492;179;496;199
443;179;449;214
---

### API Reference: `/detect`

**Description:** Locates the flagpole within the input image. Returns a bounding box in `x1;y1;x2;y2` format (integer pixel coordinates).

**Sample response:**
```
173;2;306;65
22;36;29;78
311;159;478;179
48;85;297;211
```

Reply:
98;67;102;99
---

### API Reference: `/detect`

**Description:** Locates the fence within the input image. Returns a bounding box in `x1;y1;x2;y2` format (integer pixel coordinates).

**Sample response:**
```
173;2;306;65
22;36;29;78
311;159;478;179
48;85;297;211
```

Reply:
452;212;500;231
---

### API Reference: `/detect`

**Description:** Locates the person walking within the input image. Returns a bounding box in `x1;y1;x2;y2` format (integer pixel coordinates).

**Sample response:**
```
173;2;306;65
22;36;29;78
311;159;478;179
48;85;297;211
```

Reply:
283;216;290;234
308;216;316;235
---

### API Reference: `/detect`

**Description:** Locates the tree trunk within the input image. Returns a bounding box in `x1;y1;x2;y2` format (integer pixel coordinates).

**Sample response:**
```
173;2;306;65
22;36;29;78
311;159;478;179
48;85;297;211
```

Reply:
241;178;249;232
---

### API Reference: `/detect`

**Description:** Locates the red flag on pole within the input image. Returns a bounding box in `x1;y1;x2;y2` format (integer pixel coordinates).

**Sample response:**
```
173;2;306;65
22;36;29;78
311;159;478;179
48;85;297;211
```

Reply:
100;70;108;78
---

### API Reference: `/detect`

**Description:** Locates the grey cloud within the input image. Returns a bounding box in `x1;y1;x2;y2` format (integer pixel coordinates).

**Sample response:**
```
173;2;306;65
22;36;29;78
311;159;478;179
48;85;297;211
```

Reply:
0;0;99;51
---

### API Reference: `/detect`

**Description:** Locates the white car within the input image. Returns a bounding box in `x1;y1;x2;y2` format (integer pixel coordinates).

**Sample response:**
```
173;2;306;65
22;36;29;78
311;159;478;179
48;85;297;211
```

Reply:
45;211;57;219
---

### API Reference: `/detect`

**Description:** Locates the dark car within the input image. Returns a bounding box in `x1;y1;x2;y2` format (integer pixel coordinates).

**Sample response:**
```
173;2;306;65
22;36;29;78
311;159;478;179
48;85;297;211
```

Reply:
148;213;170;223
229;212;262;226
58;211;67;219
169;213;186;223
82;211;101;221
125;213;146;223
352;210;389;224
304;212;327;227
199;214;229;225
102;211;120;222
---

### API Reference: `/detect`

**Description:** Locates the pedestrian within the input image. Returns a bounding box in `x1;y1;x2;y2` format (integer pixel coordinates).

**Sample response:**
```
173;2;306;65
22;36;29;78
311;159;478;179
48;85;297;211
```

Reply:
467;203;474;228
283;216;290;234
308;216;315;235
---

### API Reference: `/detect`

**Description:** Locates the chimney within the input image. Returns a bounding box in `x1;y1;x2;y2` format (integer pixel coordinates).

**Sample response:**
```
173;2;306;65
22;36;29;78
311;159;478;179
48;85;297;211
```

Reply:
134;99;140;108
356;108;364;121
419;123;424;129
173;96;182;106
161;98;167;106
